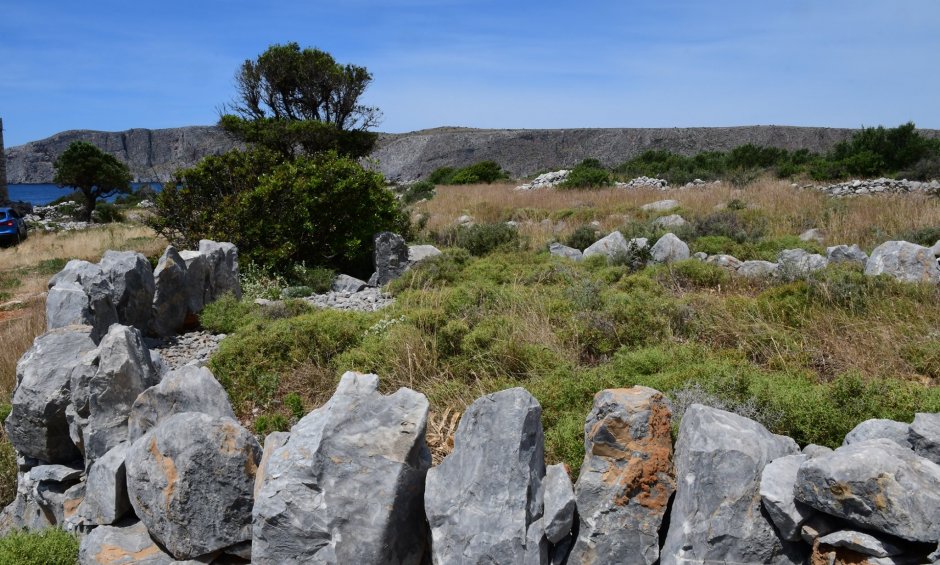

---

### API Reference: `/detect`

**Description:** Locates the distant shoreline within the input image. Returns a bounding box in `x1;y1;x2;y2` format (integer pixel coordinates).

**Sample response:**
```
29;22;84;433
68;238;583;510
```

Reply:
7;182;161;206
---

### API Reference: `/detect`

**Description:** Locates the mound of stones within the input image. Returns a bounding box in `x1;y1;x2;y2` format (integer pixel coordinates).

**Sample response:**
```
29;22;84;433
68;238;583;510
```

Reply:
817;177;940;197
23;201;91;232
517;170;571;190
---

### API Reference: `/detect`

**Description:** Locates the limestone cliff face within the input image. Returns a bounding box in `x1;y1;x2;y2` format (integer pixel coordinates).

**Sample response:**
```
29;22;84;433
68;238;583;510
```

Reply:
7;124;939;184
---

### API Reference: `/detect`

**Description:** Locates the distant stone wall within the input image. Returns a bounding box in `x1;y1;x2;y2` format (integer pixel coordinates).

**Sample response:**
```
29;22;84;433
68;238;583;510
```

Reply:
0;117;8;203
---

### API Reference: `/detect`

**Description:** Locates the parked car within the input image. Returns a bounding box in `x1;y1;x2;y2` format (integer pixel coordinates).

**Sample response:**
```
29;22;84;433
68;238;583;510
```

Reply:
0;207;29;246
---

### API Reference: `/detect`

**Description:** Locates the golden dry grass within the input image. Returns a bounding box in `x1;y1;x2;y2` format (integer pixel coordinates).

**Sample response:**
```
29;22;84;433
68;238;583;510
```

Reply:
0;224;168;400
416;179;940;249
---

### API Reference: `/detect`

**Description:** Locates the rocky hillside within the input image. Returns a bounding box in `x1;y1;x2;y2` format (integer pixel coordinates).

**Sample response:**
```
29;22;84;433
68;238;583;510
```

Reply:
9;124;940;184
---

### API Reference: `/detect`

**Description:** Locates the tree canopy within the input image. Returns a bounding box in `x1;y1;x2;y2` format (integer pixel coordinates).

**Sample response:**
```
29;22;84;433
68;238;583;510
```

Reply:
53;141;132;221
220;42;380;158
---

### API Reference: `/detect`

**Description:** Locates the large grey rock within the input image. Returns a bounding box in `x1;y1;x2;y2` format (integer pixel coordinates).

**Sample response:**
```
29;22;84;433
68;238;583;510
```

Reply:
369;231;410;286
799;228;825;244
179;249;209;315
543;464;576;544
826;244;868;267
795;438;940;543
408;244;442;263
652;214;687;229
47;260;119;340
331;273;369;293
777;248;828;279
661;404;803;565
253;431;290;500
583;231;628;261
640;199;679;212
78;520;179;564
549;242;584;261
706;254;742;270
737;260;778;279
150;246;188;337
802;444;834;458
30;463;83;526
817;530;904;558
76;325;159;468
568;387;676;565
865;240;940;283
759;454;815;541
254;372;430;564
199;239;241;301
127;365;234;442
78;442;131;525
843;418;912;449
126;412;261;559
5;325;95;462
910;412;940;465
425;387;545;565
650;232;690;263
100;250;155;330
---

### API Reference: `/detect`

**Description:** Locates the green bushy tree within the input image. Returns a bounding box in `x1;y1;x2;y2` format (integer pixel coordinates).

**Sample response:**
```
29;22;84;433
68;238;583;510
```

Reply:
560;158;611;188
53;141;132;221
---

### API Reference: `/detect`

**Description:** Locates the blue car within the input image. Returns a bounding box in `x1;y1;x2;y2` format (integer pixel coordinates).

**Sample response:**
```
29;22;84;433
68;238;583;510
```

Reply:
0;207;28;246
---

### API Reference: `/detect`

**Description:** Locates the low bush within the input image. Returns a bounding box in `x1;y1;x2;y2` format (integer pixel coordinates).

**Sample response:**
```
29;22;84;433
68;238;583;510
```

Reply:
199;294;259;334
400;180;436;204
564;225;600;250
426;161;508;185
0;529;78;565
560;159;611;189
91;202;125;223
454;223;520;256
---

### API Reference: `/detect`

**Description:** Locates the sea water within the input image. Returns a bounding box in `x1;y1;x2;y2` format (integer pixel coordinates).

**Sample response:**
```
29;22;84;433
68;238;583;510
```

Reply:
7;182;162;206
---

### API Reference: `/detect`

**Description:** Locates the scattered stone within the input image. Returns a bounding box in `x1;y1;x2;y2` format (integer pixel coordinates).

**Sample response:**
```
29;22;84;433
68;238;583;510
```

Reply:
843;418;912;449
5;325;95;462
543;464;576;545
910;412;940;465
150;246;189;337
583;231;629;261
425;387;544;565
777;248;828;279
623;177;669;190
760;454;815;541
408;244;443;263
302;287;394;312
652;214;687;229
738;260;779;278
650;233;690;263
79;442;131;525
640;199;679;212
661;404;803;565
799;228;826;244
692;251;708;261
254;372;430;564
199;239;241;301
331;274;368;293
826;244;869;267
78;520;178;565
369;231;410;286
817;178;940;197
100;250;155;331
126;412;261;559
568;387;676;565
144;330;225;370
516;170;570;190
706;254;743;270
865;241;940;283
795;438;940;543
549;242;583;261
818;530;904;558
128;366;235;442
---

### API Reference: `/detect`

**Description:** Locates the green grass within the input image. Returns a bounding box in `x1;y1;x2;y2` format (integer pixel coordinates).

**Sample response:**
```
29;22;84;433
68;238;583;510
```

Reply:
0;529;79;565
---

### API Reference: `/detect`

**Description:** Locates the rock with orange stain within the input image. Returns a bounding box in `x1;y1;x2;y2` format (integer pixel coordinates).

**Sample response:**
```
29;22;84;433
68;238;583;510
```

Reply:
125;412;261;560
78;520;182;564
254;372;431;565
566;386;676;565
661;404;805;565
795;438;940;544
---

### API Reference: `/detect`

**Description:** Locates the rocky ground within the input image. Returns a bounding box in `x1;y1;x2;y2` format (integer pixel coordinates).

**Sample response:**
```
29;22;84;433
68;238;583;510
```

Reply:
145;331;225;371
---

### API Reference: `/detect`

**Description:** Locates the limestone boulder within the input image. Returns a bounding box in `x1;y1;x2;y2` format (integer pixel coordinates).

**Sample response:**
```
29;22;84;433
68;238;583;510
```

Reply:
127;365;234;442
652;214;687;229
78;442;131;525
843;418;912;449
738;260;779;278
99;250;155;330
47;260;118;340
817;530;904;558
331;273;369;293
649;233;690;263
254;372;430;564
865;240;940;283
661;404;803;565
425;387;545;565
568;387;676;565
408;244;443;263
799;228;825;244
640;199;678;212
583;231;628;261
826;244;868;267
30;463;83;526
178;249;209;315
706;254;743;270
199;239;241;301
910;412;940;465
126;412;261;559
5;325;95;462
759;454;815;541
369;231;410;286
795;438;940;543
777;248;827;279
78;520;180;565
150;246;188;337
543;464;576;545
549;242;584;261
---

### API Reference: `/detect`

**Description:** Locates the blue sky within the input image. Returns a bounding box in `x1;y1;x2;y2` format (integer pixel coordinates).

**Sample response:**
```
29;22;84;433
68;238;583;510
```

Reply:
1;0;938;146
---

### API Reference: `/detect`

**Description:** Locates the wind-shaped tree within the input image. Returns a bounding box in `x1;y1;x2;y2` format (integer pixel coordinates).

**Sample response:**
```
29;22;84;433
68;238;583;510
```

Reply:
53;141;132;221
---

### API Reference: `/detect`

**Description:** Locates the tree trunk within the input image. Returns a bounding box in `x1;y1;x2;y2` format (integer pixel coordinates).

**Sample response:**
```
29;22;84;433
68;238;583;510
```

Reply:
81;189;96;222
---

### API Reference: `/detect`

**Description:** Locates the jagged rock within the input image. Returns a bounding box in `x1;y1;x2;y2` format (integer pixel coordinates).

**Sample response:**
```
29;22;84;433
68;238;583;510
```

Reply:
408;244;442;263
47;260;118;340
5;325;95;462
78;520;180;564
543;464;576;545
331;274;368;293
425;387;545;565
649;233;690;263
706;254;743;270
843;418;912;449
126;412;261;559
661;404;803;565
795;438;940;543
802;444;834;458
583;231;628;261
150;246;188;337
826;244;868;267
640;199;679;212
738;260;779;278
100;250;155;330
199;239;241;301
127;365;234;442
865;241;940;283
368;232;410;286
799;228;826;244
31;464;83;525
800;514;838;545
254;372;430;564
652;214;687;229
549;242;583;261
178;250;209;315
759;454;815;541
568;387;676;565
253;431;290;499
910;412;940;465
817;530;904;558
777;248;828;279
77;325;159;468
29;464;82;483
692;251;708;261
78;442;131;525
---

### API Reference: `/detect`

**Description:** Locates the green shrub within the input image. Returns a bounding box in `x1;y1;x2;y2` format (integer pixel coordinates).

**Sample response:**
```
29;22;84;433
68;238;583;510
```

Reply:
427;167;456;184
0;529;78;565
0;429;15;507
91;202;125;223
560;159;611;189
693;210;767;243
199;294;259;334
454;223;519;256
285;393;306;419
400;180;436;204
427;161;508;185
388;248;472;290
897;225;940;247
290;264;334;293
565;225;600;250
281;286;314;299
810;122;940;180
650;259;731;288
239;263;288;300
254;413;290;436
